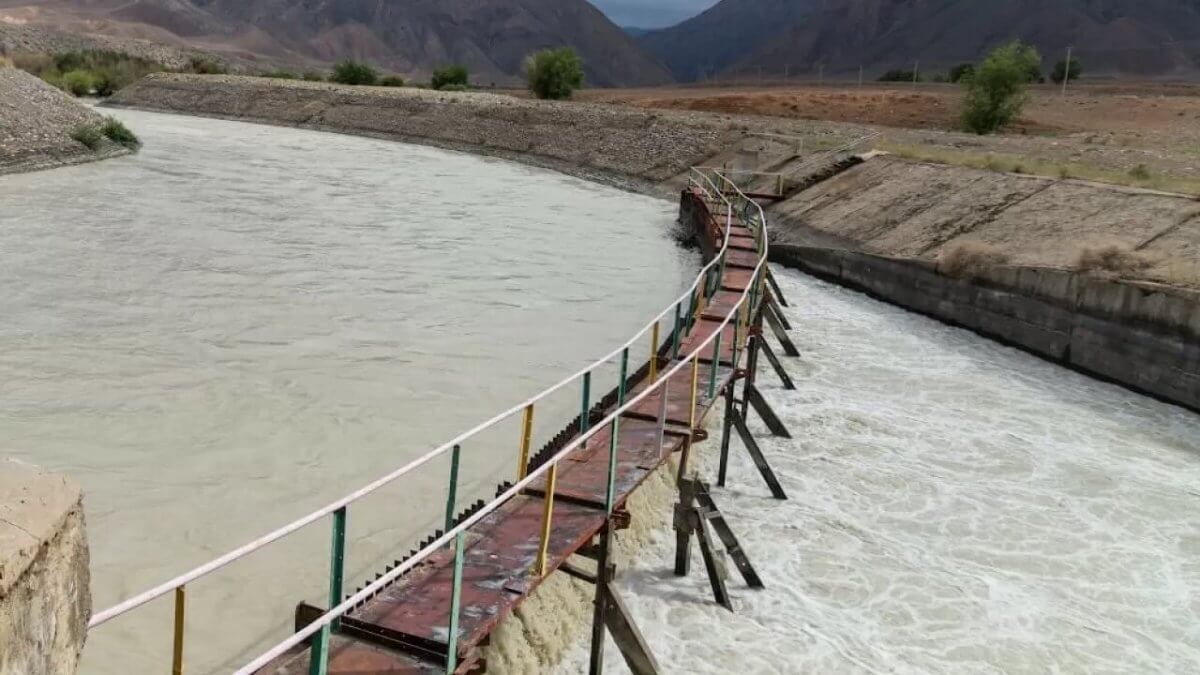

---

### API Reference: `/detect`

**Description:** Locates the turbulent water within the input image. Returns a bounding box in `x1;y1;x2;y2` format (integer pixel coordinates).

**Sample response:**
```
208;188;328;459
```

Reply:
0;109;694;673
558;267;1200;675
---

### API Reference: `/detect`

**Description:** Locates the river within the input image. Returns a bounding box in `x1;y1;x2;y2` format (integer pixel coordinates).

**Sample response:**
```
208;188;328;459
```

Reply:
0;108;693;673
557;267;1200;674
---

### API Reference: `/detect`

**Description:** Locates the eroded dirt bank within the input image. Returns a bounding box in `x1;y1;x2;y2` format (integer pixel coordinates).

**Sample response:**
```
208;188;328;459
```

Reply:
0;67;131;175
107;73;851;195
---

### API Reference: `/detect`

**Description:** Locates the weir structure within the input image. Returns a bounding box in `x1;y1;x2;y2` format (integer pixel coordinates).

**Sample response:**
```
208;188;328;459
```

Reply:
85;169;798;674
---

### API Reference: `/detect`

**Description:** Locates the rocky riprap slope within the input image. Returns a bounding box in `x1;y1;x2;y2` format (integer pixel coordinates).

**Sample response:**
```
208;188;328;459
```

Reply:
0;67;131;174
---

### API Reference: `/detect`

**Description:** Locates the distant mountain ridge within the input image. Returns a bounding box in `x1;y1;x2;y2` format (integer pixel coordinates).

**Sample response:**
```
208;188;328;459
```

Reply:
642;0;1200;81
0;0;673;86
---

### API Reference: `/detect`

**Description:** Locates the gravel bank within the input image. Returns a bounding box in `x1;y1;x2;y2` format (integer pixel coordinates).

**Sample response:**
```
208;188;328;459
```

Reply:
0;68;131;175
108;74;853;195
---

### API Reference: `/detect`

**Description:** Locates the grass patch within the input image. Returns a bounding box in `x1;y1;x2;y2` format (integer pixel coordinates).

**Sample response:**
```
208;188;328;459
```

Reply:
102;117;140;148
71;125;103;150
879;141;1200;196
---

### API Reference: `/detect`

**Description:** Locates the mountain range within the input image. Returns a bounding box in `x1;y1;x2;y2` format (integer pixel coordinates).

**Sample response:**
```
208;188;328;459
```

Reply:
4;1;1200;85
0;0;672;86
641;0;1200;80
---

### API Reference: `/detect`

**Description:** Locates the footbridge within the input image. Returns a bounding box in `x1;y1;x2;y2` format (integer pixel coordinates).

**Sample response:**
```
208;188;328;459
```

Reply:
87;169;799;674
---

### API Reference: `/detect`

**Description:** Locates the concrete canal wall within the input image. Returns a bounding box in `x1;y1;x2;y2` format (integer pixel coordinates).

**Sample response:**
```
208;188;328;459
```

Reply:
0;460;90;675
772;245;1200;412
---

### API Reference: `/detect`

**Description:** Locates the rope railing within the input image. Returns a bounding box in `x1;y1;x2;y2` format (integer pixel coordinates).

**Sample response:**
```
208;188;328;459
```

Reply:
89;167;768;675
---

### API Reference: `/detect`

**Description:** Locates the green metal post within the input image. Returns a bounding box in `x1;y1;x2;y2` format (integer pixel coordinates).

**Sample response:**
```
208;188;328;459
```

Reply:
732;313;741;370
309;625;330;675
445;444;461;532
580;371;592;435
708;329;722;400
671;302;683;359
605;348;629;514
685;286;697;336
446;532;465;674
328;507;346;632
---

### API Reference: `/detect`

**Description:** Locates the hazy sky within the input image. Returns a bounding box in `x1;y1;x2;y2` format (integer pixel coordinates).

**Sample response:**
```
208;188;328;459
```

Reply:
591;0;721;28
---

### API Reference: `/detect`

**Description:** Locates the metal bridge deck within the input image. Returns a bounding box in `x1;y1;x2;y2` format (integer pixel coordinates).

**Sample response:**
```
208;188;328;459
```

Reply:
261;189;755;674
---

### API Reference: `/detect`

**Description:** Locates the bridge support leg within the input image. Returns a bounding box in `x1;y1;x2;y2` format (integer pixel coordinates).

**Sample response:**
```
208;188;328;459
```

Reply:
764;302;800;357
589;524;613;675
717;382;736;488
672;478;763;611
757;334;795;390
766;268;789;307
587;522;661;675
766;291;792;330
746;383;791;438
731;411;788;500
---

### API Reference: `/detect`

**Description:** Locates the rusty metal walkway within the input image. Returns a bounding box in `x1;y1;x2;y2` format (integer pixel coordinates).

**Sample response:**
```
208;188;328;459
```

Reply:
85;169;775;675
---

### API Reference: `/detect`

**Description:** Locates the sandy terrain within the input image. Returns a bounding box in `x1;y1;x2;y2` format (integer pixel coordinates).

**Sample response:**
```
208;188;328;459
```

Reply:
578;83;1200;190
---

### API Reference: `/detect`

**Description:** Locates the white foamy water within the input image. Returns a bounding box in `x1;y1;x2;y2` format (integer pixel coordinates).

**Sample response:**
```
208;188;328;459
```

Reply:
557;266;1200;674
0;109;694;673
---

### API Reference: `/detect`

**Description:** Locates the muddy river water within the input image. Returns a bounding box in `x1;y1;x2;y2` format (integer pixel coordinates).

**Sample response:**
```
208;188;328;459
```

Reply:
0;109;693;672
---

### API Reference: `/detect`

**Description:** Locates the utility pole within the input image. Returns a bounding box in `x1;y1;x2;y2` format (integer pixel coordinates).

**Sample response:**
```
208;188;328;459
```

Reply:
784;64;790;81
858;65;864;89
913;60;919;87
1061;46;1073;97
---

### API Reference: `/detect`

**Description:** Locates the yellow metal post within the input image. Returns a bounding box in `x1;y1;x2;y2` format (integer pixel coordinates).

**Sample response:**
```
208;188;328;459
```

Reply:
535;463;558;576
517;404;534;480
172;586;185;675
649;323;660;382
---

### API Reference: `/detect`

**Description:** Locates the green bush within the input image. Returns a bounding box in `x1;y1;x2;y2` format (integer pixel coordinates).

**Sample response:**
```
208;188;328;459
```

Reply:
431;64;468;90
102;117;140;148
302;71;325;82
878;68;921;83
330;60;378;85
71;125;102;150
261;69;297;79
61;69;95;96
438;83;468;92
379;75;405;87
961;41;1042;135
1051;57;1082;84
948;63;975;83
524;47;584;100
15;50;163;96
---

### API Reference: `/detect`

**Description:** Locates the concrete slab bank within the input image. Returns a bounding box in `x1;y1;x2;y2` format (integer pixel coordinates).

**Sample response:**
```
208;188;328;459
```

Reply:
0;460;90;675
773;245;1200;413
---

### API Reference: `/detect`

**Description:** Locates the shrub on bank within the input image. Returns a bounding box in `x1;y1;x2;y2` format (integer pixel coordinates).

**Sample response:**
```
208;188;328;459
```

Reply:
189;56;228;75
261;70;297;79
431;64;468;90
330;60;378;86
379;75;405;87
961;41;1041;135
62;69;95;96
438;83;468;92
71;125;102;150
878;68;920;83
524;47;584;100
102;117;140;148
302;71;325;82
1051;57;1082;84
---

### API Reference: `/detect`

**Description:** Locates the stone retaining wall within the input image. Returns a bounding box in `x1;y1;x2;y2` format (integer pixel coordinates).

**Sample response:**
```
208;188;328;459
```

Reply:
0;460;90;675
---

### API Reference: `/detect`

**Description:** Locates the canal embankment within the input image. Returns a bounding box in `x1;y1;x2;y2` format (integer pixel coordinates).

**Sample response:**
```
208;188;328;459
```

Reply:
105;73;850;196
761;153;1200;411
0;66;132;175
